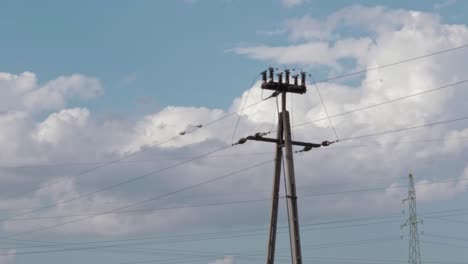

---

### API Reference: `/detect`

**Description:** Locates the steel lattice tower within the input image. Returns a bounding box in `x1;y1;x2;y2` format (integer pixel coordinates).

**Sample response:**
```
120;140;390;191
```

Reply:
401;173;423;264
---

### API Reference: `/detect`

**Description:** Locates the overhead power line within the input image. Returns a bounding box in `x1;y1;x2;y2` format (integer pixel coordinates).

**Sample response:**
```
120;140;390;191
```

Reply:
2;177;468;255
293;79;468;129
0;145;233;223
231;74;260;144
2;83;273;202
314;44;468;84
0;159;273;239
3;169;468;223
2;44;468;261
4;45;466;198
0;151;273;170
340;115;468;142
2;203;466;256
0;235;399;257
308;73;339;141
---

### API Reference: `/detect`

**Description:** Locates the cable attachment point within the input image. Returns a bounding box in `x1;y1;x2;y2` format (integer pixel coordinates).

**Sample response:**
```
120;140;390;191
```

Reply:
179;131;186;136
265;91;280;99
254;132;269;138
195;124;203;128
232;137;248;146
295;145;313;153
321;140;338;146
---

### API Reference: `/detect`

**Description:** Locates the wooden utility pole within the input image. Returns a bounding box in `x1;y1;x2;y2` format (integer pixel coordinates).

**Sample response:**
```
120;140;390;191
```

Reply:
235;68;336;264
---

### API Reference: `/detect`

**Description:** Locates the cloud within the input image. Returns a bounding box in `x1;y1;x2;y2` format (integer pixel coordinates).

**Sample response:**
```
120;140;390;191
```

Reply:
0;72;102;113
415;165;468;202
283;15;329;41
1;5;468;240
33;108;90;145
231;37;372;70
209;256;235;264
0;250;15;264
280;0;308;8
434;0;457;10
23;74;102;112
3;178;198;236
258;5;443;43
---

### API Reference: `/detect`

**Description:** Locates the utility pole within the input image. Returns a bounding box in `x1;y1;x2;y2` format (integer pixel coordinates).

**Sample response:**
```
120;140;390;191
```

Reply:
235;68;336;264
401;173;423;264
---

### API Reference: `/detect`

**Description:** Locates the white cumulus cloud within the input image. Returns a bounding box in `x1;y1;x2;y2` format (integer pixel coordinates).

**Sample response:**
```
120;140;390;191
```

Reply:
1;5;468;240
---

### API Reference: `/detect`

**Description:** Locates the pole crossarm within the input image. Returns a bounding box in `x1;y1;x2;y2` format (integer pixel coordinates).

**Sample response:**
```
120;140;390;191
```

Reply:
234;133;337;152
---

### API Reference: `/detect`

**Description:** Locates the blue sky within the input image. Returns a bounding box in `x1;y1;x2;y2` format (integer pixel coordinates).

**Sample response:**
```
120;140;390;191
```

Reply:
1;1;468;264
1;0;466;115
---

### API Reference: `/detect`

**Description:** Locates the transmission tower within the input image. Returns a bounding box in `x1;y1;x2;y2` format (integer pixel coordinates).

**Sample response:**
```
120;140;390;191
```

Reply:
234;68;336;264
401;173;423;264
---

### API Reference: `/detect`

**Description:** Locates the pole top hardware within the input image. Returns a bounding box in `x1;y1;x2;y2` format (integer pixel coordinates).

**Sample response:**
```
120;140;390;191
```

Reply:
261;67;307;94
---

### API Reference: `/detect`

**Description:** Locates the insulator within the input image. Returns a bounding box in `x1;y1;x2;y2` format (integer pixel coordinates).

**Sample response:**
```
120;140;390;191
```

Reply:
301;72;306;86
285;69;290;84
277;73;283;84
261;71;267;83
293;75;299;86
303;146;313;152
179;131;186;136
270;91;280;98
196;124;203;128
268;67;274;82
322;140;338;146
237;138;248;145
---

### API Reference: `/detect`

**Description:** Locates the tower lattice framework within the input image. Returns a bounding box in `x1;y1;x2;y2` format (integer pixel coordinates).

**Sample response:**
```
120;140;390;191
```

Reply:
401;173;423;264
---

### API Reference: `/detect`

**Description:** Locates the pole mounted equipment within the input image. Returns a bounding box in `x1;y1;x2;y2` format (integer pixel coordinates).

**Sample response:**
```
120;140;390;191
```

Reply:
241;68;337;264
261;67;307;95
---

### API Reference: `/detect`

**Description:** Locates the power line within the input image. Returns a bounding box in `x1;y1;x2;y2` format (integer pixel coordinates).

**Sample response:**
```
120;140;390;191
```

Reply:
10;94;460;240
4;134;468;214
0;235;399;257
231;74;260;144
3;28;467;264
3;170;467;223
314;44;468;84
3;132;467;171
4;63;467;227
0;152;273;170
1;91;273;202
3;47;468;257
0;190;464;260
309;73;339;141
0;198;273;222
340;115;468;142
117;251;466;264
1;205;467;258
4;46;466;196
293;79;468;129
0;159;273;239
4;192;468;251
0;145;233;222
